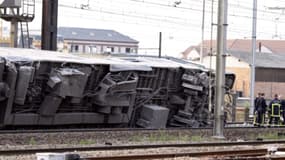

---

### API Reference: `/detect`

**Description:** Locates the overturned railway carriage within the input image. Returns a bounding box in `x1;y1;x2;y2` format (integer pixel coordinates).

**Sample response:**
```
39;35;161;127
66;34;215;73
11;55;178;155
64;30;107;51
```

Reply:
0;48;234;128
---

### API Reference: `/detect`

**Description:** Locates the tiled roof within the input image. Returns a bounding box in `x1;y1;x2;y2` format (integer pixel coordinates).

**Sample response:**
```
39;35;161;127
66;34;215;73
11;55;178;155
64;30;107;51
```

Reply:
229;50;285;69
182;39;285;58
58;27;139;44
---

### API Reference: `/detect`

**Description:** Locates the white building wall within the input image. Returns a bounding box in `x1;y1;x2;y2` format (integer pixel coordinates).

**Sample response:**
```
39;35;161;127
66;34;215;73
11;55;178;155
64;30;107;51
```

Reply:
114;47;119;53
78;45;84;53
120;47;126;53
96;46;102;53
63;40;138;54
102;46;107;53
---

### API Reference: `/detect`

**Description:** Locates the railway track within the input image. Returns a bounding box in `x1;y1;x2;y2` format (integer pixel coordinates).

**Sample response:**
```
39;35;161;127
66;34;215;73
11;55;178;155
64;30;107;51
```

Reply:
0;125;278;134
1;140;285;156
0;127;209;134
82;148;285;160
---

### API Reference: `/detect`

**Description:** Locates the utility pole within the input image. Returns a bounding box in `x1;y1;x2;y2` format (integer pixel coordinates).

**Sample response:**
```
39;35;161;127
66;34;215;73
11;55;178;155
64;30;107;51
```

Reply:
200;0;205;63
213;0;227;138
41;0;58;51
250;0;257;115
158;32;162;58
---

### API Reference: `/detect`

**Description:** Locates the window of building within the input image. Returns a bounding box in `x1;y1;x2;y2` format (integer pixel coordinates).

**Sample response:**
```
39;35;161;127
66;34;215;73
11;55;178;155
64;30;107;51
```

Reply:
74;45;79;52
131;48;137;53
126;48;131;53
88;45;97;54
71;44;74;52
106;47;114;53
71;44;79;52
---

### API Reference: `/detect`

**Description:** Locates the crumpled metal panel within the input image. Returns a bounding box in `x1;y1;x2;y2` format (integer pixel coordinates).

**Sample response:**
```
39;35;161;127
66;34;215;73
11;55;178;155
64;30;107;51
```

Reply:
47;67;91;98
0;82;9;101
93;72;138;106
136;104;169;129
39;95;62;116
14;66;34;105
0;50;237;128
0;58;4;81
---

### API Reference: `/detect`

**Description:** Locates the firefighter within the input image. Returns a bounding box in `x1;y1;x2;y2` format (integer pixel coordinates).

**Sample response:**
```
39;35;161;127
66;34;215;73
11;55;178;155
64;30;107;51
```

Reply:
254;93;267;127
269;94;281;126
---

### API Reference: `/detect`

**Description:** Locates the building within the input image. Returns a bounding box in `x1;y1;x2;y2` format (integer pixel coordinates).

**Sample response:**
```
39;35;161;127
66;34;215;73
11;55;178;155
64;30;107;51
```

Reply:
58;27;139;54
203;51;285;99
181;39;285;60
182;39;285;99
0;20;12;47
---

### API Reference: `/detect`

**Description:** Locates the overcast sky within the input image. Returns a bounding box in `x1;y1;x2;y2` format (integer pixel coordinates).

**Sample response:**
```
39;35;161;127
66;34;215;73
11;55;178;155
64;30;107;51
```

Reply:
2;0;285;57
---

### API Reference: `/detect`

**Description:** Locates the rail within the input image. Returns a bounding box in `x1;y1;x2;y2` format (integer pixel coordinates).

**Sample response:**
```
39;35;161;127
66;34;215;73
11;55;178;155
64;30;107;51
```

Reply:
0;125;282;134
2;140;285;156
82;148;272;160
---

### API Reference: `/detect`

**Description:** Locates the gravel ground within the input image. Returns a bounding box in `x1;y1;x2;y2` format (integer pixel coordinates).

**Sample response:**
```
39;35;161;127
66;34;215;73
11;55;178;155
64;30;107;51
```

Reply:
1;128;285;160
0;128;285;146
1;144;285;160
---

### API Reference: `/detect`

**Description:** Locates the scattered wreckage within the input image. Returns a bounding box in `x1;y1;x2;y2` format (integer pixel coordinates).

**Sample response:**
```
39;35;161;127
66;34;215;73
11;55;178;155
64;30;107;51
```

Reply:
0;48;235;128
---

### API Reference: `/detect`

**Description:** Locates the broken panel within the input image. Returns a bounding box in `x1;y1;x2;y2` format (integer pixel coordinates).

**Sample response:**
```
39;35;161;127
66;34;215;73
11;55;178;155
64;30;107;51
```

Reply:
136;104;169;129
39;95;62;116
93;72;138;107
47;67;91;98
14;66;34;105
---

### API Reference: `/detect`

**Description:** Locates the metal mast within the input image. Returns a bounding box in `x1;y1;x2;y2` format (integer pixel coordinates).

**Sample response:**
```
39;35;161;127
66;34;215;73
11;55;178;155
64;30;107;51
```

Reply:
213;0;228;138
41;0;58;51
250;0;257;115
200;0;206;63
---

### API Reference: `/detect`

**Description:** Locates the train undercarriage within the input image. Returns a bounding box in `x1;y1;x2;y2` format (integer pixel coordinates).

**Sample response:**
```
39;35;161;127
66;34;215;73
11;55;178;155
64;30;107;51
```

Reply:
0;48;235;128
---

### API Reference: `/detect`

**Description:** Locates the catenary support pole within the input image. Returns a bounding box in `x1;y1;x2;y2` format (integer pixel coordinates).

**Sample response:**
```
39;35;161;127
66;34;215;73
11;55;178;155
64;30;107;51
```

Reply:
159;32;162;58
200;0;205;63
41;0;58;51
250;0;257;115
213;0;228;138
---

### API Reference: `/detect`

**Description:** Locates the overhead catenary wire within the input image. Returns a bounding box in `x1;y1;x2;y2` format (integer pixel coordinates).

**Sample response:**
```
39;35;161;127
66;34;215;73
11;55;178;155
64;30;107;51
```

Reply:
35;0;285;24
33;1;285;38
29;0;285;52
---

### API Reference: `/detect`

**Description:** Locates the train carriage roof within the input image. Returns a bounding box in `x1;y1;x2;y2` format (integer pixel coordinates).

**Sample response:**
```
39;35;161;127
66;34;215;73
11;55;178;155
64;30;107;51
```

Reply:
0;47;207;71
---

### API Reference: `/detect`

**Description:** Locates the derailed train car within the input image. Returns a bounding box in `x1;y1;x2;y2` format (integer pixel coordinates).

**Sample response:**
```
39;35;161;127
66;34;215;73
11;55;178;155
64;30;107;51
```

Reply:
0;48;235;128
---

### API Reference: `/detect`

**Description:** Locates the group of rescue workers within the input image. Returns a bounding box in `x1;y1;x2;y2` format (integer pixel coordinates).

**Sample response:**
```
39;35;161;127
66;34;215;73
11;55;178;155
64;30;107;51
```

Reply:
254;93;285;127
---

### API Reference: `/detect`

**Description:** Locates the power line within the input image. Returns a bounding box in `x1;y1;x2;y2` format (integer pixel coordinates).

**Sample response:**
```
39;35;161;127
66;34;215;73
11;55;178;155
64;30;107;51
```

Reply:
33;0;285;40
35;0;285;24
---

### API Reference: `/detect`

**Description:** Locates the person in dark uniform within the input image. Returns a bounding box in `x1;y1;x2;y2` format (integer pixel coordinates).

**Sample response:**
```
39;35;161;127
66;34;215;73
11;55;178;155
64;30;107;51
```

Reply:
269;94;281;126
254;93;261;126
254;93;267;126
280;96;285;125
